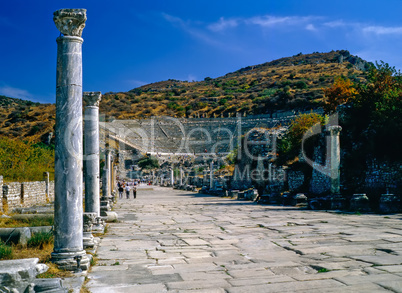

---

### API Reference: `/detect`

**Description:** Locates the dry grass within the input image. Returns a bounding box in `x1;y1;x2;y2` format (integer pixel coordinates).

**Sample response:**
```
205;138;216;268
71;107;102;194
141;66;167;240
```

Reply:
0;215;54;228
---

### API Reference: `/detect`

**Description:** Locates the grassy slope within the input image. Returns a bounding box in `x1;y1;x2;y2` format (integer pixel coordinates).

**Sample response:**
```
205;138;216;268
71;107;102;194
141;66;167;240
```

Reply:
0;50;368;142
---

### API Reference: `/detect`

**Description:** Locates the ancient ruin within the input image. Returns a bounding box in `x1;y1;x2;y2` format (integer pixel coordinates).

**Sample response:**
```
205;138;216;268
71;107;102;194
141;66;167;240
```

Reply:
51;8;89;270
84;91;102;217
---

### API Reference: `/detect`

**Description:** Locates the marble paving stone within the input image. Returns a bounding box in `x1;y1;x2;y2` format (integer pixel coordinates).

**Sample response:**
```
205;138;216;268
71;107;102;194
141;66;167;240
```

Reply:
85;186;402;292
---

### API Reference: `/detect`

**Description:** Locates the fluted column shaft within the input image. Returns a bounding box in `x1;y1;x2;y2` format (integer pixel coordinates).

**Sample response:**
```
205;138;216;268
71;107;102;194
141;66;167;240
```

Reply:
84;92;102;216
52;8;89;270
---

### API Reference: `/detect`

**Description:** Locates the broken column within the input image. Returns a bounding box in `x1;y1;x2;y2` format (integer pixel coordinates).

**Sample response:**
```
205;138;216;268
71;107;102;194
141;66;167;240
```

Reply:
52;8;89;270
102;150;111;198
328;125;342;195
43;172;49;202
100;150;112;216
84;92;102;217
210;161;214;190
327;125;345;210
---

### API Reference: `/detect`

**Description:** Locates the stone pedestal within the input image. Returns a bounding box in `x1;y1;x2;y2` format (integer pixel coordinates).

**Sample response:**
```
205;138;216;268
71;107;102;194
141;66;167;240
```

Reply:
292;193;308;207
84;92;102;217
379;194;400;213
237;191;245;200
83;212;97;249
329;194;346;210
92;216;105;234
100;200;111;217
350;193;370;212
51;8;89;271
230;190;239;199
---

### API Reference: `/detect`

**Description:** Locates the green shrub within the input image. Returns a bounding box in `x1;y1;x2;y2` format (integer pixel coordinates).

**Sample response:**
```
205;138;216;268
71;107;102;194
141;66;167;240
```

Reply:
295;80;308;89
0;241;13;259
27;232;54;249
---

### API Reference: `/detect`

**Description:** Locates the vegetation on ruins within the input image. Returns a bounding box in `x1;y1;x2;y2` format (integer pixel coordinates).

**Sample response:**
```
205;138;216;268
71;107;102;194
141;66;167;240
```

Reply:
274;61;402;197
0;137;54;182
323;76;357;113
138;155;160;170
0;241;13;259
277;113;326;165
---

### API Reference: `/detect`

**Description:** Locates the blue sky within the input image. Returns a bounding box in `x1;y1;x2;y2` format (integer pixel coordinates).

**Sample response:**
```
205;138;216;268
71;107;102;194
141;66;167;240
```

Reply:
1;0;402;103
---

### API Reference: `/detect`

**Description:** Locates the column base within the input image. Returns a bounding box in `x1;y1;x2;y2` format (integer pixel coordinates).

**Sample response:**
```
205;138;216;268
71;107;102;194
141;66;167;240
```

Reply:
51;250;90;271
329;194;346;210
83;232;96;249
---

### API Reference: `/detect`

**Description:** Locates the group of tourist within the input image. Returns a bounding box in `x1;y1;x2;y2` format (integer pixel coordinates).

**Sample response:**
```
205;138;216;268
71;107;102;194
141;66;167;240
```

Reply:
117;181;137;199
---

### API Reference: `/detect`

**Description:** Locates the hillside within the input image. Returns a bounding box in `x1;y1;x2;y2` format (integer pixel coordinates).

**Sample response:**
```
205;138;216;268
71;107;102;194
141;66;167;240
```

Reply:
100;50;369;119
0;50;370;142
0;95;55;143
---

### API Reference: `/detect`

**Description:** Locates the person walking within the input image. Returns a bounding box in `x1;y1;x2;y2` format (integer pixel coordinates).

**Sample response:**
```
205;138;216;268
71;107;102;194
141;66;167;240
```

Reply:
133;186;137;199
125;184;131;199
118;182;124;199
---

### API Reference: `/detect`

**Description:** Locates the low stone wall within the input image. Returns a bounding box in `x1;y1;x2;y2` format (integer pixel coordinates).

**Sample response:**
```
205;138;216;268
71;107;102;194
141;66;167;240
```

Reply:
0;176;54;213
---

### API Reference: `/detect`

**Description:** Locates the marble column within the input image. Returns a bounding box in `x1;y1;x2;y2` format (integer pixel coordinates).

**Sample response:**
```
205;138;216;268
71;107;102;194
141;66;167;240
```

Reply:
328;126;342;195
52;8;89;270
180;168;183;186
170;168;174;186
210;161;214;189
102;150;111;198
43;172;50;202
84;92;101;217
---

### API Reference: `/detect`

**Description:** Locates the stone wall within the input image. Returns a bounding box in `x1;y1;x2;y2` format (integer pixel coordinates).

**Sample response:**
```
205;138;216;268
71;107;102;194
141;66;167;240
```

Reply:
1;178;54;213
287;170;304;192
364;159;401;194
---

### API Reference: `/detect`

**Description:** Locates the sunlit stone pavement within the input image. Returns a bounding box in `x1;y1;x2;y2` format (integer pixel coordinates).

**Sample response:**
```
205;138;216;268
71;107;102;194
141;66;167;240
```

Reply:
86;186;402;292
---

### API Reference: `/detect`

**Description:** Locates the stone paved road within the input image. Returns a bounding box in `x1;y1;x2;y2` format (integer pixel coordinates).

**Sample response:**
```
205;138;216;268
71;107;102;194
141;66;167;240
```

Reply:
86;186;402;292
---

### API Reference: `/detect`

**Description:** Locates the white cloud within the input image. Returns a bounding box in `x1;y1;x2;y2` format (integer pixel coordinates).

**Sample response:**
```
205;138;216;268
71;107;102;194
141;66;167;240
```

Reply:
161;13;229;48
323;20;348;28
305;23;317;31
126;79;148;88
362;25;402;35
0;84;34;100
187;74;197;82
208;17;239;32
246;15;319;28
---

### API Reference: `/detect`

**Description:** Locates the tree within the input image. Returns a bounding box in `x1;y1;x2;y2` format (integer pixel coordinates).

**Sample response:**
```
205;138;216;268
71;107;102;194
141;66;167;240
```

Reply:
277;113;325;164
138;156;160;170
323;76;357;113
346;61;402;160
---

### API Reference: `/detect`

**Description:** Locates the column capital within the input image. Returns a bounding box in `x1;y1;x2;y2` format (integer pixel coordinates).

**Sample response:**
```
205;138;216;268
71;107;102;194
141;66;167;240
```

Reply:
84;91;102;107
328;125;342;136
53;9;87;37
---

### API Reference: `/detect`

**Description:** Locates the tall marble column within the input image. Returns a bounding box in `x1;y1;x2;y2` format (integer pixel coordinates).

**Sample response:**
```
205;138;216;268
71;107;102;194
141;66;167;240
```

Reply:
328;126;342;195
102;150;111;198
43;172;50;202
170;168;174;186
84;92;101;216
210;161;214;189
52;8;89;270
